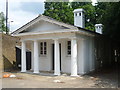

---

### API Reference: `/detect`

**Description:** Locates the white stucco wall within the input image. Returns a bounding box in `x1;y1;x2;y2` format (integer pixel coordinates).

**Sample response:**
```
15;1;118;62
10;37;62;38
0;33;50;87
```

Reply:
77;35;95;75
60;39;71;73
39;40;53;71
37;39;72;73
35;35;95;75
20;29;95;75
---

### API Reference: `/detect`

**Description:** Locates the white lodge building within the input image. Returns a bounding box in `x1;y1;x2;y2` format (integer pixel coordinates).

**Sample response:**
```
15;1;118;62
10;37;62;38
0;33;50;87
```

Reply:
12;9;107;76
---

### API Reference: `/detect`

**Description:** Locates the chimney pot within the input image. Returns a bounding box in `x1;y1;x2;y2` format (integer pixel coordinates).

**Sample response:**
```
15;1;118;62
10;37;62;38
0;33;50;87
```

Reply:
73;8;85;28
95;24;103;34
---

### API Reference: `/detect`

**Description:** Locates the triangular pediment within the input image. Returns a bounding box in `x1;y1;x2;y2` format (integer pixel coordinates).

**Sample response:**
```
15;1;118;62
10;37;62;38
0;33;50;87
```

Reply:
20;20;69;33
12;15;78;35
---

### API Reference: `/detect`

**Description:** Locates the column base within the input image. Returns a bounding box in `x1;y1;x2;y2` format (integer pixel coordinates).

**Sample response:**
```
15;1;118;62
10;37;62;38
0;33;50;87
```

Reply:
54;73;61;76
21;70;26;73
33;71;39;74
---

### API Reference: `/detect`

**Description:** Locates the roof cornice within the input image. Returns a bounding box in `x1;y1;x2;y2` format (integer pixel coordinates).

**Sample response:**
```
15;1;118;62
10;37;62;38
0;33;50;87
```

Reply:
11;14;78;35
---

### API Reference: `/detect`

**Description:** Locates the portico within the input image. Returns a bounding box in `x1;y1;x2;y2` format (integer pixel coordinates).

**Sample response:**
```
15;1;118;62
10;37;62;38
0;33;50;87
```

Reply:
20;36;78;76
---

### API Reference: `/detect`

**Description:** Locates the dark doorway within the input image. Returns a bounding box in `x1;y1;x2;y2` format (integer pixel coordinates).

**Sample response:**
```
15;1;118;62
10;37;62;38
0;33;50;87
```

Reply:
16;47;31;70
52;44;61;70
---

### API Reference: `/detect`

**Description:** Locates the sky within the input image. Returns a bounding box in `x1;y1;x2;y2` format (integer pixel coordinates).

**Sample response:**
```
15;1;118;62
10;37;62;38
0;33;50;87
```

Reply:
0;0;45;32
0;0;97;32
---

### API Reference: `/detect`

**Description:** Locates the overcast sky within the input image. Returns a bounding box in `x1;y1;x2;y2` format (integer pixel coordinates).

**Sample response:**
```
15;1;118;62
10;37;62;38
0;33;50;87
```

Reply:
0;0;44;32
0;0;97;32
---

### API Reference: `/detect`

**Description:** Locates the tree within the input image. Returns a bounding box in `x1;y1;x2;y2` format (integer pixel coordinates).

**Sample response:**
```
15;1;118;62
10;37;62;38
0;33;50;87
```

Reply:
0;12;6;32
70;1;91;9
43;1;96;31
96;2;120;41
43;2;74;25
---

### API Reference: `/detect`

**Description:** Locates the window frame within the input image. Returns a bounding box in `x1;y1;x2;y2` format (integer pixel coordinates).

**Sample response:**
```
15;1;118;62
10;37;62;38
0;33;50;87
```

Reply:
67;41;71;56
40;42;47;56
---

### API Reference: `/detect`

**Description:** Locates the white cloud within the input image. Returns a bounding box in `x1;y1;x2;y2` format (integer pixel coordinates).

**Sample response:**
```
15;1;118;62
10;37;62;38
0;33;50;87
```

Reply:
9;10;38;31
0;0;44;32
0;0;6;12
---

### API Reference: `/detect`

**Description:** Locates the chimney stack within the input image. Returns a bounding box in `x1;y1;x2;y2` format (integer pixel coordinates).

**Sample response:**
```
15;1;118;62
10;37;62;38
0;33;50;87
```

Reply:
73;8;85;28
95;24;103;34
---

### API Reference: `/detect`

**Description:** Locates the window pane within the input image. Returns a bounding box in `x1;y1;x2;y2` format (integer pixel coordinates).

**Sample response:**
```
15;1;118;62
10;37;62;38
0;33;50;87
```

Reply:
40;42;43;46
44;42;46;46
44;47;46;50
76;13;77;16
68;46;71;49
40;42;43;55
67;41;71;55
68;41;71;44
44;42;47;55
41;51;43;54
44;51;46;54
79;13;81;16
41;47;43;50
68;51;71;55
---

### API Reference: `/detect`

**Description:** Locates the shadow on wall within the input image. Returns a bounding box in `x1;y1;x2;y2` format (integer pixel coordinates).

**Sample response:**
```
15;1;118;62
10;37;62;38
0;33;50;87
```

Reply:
3;55;18;71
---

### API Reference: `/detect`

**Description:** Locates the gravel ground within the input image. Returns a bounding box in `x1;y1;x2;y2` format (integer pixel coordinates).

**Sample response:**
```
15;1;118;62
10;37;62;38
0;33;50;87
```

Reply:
1;67;118;88
89;67;118;88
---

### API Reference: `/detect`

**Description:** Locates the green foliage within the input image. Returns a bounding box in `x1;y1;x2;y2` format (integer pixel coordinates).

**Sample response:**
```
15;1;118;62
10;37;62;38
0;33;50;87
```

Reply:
43;1;96;31
70;2;91;9
96;2;120;40
0;12;6;32
0;12;9;34
43;1;120;38
43;2;74;25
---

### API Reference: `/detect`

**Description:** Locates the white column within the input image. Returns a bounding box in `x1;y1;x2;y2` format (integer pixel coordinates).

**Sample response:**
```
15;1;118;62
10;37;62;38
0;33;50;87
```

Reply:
33;40;39;73
31;42;34;70
71;38;78;76
54;39;60;75
21;41;26;72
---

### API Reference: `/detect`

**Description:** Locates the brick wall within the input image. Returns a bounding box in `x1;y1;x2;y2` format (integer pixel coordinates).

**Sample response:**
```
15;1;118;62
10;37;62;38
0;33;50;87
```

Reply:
1;33;20;71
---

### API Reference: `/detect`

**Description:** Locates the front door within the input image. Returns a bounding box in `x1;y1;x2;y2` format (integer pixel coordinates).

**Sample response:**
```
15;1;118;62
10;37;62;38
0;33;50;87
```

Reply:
52;44;61;70
16;47;31;70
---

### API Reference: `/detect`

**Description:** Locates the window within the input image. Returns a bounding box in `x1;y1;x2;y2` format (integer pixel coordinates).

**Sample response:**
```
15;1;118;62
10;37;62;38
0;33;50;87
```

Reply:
40;42;43;55
75;13;77;16
40;42;47;55
67;41;71;55
79;13;81;16
44;42;47;55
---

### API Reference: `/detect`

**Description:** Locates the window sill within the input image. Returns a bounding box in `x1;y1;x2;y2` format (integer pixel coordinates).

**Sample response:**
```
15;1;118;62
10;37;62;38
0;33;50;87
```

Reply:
39;55;47;57
66;55;71;57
